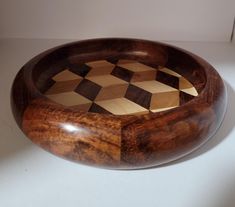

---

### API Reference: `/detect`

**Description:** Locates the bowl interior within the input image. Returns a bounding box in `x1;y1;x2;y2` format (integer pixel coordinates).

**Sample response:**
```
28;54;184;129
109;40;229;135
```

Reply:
33;39;206;115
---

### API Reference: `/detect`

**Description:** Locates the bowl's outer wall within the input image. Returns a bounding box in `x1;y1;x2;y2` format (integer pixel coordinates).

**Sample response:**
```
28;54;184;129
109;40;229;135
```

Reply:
11;38;227;169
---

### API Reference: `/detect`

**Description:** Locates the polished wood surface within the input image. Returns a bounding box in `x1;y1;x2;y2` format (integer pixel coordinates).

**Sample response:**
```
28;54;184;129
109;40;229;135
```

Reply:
11;38;227;169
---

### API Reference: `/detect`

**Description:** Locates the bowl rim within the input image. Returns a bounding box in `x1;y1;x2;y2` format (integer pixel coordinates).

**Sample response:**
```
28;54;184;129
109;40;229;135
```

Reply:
19;37;221;119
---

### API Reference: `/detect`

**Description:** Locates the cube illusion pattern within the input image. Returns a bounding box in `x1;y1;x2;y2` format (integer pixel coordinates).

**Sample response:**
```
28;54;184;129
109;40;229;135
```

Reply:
45;59;198;115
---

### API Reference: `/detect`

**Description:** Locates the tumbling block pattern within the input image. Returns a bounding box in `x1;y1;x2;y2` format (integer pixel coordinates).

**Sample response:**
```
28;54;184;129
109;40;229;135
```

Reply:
46;91;92;110
131;80;179;112
179;76;198;96
95;98;148;115
111;60;157;82
86;75;128;101
44;59;198;115
86;60;115;77
45;70;82;95
117;60;157;82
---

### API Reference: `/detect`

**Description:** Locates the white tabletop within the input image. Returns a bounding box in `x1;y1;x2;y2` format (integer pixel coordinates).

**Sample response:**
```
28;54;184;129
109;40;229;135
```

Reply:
0;39;235;207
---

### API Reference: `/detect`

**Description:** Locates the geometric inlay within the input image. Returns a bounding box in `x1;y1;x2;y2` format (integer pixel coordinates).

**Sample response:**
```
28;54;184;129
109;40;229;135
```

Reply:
44;59;199;115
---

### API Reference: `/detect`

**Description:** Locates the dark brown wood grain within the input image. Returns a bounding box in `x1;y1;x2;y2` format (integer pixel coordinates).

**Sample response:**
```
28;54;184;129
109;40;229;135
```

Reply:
11;38;227;169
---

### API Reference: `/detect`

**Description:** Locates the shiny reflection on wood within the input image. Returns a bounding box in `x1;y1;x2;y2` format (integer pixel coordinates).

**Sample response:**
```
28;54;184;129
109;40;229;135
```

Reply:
11;38;226;169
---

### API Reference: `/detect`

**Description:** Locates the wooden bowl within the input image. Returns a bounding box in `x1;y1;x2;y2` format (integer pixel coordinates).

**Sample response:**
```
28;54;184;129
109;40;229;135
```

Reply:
11;38;226;169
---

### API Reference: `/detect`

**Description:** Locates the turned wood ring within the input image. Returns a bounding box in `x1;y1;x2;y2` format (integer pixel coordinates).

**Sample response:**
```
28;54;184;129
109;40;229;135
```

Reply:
11;38;227;169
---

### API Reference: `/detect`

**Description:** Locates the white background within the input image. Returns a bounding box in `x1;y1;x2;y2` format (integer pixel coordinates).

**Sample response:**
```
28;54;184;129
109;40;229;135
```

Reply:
0;0;235;41
1;0;235;207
